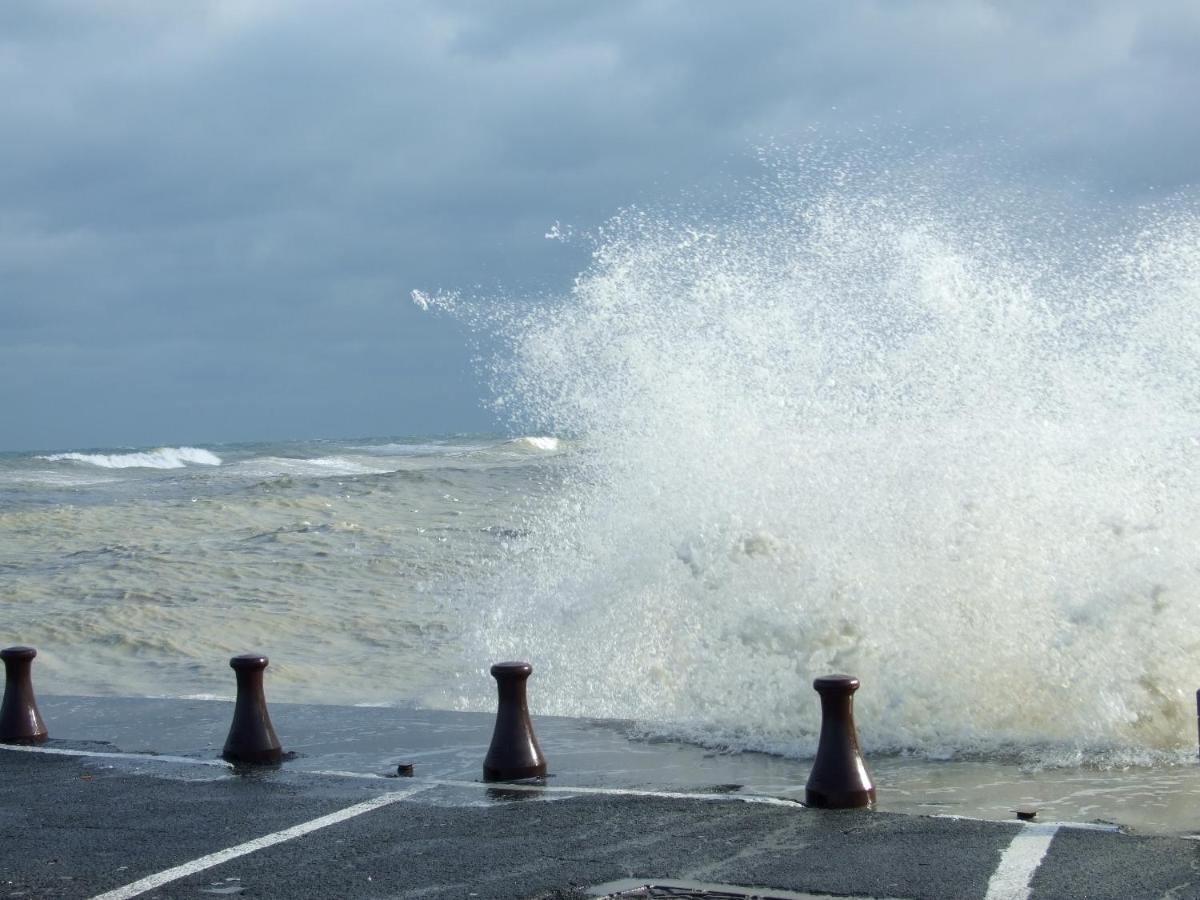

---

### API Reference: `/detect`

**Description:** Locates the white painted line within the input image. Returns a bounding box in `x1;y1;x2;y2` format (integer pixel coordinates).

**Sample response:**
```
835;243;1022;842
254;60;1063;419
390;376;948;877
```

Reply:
88;783;433;900
307;768;389;780
0;744;802;806
427;777;805;807
0;743;231;768
314;771;804;806
983;822;1060;900
932;813;1120;833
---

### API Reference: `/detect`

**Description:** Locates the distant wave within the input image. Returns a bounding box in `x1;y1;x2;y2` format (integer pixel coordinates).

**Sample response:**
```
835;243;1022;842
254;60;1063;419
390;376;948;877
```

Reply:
0;470;121;487
38;447;222;469
350;442;471;456
232;456;385;478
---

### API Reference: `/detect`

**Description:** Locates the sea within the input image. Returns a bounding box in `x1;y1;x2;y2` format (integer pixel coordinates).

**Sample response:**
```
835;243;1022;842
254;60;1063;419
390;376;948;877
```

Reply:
4;155;1200;830
0;435;566;710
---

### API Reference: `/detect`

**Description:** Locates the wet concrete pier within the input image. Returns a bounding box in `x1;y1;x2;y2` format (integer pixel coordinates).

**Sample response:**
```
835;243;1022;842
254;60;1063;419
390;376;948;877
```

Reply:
2;696;1199;899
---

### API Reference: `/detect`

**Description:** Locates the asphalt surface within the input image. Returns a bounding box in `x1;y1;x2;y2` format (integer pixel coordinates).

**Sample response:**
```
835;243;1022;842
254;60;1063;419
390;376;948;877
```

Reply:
2;698;1200;899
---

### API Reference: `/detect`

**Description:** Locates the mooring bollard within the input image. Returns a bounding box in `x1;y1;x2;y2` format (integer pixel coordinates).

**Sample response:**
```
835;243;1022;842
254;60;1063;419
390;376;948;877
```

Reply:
222;654;283;765
804;674;875;809
483;661;547;781
0;646;48;745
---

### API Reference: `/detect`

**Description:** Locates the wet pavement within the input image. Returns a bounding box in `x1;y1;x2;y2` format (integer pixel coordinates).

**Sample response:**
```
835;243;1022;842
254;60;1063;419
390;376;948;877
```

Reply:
1;697;1199;899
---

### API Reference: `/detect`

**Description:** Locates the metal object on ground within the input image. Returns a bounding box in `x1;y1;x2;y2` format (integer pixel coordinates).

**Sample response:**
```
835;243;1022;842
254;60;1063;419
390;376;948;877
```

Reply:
0;646;48;744
222;654;283;765
483;660;547;781
804;674;875;809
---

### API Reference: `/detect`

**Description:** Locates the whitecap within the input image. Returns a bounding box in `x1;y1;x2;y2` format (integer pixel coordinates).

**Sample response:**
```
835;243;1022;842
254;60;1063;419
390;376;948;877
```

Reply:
232;456;387;478
38;447;222;469
0;470;121;487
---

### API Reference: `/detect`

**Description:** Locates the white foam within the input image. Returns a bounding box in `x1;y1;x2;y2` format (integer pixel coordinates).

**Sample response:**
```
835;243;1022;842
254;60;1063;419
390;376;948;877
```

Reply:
38;447;222;469
350;443;459;455
0;470;120;487
233;455;386;478
178;693;233;702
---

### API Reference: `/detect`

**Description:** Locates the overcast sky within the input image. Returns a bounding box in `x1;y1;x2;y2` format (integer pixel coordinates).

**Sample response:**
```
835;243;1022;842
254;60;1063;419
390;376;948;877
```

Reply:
2;0;1199;452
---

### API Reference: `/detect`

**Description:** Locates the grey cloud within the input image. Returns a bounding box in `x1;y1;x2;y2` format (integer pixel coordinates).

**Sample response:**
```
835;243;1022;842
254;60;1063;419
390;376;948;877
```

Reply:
2;0;1199;450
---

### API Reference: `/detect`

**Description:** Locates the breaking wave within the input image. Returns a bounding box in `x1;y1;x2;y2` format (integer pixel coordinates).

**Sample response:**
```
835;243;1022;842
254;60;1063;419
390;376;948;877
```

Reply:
39;447;222;469
427;151;1200;764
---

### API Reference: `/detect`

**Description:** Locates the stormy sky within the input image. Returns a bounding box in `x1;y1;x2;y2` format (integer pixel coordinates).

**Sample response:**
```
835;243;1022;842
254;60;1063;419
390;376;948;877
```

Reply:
2;1;1199;452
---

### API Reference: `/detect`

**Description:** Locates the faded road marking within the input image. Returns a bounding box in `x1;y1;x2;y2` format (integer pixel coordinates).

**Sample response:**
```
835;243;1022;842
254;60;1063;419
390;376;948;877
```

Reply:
89;784;433;900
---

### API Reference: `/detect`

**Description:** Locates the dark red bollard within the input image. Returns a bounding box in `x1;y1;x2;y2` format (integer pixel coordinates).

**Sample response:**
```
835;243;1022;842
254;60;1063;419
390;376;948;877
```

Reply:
805;674;875;809
0;646;48;744
222;654;283;765
483;661;547;781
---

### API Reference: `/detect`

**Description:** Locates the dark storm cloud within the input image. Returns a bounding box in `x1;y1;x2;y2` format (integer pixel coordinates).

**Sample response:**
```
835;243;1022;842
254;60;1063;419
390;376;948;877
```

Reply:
2;0;1199;450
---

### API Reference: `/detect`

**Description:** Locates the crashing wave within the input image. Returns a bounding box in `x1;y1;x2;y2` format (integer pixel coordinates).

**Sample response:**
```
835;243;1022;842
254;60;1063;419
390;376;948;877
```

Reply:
423;149;1200;763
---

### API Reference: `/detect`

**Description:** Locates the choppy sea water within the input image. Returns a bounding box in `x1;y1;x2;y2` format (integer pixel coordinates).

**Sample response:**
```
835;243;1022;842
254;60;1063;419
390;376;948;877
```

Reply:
0;436;562;707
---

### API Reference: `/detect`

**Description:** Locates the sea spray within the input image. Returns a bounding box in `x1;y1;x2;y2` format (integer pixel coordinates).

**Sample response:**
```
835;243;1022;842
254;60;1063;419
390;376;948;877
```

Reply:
419;154;1200;764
